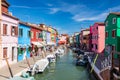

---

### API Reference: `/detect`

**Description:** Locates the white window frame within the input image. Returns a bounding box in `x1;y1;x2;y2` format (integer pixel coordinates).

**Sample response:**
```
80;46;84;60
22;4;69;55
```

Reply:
112;18;116;24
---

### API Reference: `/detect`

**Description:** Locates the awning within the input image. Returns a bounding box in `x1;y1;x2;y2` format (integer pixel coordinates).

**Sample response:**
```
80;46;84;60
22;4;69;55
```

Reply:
32;42;43;47
47;42;55;46
17;44;31;48
40;41;47;46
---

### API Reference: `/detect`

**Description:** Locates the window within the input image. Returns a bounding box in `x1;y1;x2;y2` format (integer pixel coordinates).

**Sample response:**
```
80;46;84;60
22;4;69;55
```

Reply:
105;21;108;27
11;26;18;36
105;32;108;38
112;30;116;38
112;45;115;51
36;32;39;39
91;44;93;48
83;37;86;40
28;31;31;38
31;32;34;39
96;27;98;30
19;28;23;37
39;32;43;38
95;44;98;49
112;18;116;24
3;47;7;58
3;24;7;35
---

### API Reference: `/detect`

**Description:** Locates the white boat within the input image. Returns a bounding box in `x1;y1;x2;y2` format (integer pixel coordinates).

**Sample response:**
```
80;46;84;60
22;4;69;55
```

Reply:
46;54;56;63
55;48;65;57
28;58;49;75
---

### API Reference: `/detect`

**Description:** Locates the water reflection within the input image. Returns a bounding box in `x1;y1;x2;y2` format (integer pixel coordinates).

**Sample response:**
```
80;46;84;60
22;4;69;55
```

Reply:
34;49;95;80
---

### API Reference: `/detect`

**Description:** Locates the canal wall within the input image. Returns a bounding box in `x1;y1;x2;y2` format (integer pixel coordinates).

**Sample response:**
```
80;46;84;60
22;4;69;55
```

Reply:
87;57;103;80
0;55;46;80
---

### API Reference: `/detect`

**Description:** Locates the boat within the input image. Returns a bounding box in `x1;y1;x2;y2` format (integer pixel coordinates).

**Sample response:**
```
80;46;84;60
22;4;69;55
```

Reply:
46;54;56;63
55;48;65;57
76;54;88;66
28;58;49;75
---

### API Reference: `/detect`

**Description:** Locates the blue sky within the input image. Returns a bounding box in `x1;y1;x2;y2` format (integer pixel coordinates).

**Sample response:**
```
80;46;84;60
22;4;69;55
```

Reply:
8;0;120;35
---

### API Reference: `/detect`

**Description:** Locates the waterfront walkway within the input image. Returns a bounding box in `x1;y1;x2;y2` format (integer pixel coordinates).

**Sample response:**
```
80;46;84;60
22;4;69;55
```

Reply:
0;53;51;80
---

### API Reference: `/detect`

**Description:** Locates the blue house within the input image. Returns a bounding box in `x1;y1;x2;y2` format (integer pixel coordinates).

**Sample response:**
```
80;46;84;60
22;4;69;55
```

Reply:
18;22;31;61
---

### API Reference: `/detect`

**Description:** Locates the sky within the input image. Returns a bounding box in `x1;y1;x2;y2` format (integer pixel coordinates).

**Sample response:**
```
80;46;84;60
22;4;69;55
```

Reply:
7;0;120;35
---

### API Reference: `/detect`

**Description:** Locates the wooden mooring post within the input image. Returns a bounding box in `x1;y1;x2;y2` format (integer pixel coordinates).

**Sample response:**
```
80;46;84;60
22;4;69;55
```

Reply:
5;56;13;78
25;56;31;68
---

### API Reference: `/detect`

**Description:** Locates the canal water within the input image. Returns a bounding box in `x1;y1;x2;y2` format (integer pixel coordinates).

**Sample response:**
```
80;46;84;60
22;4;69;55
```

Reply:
34;49;94;80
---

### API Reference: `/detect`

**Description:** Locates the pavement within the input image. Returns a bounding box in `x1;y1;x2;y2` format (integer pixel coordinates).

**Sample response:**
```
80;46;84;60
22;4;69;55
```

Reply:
0;51;53;80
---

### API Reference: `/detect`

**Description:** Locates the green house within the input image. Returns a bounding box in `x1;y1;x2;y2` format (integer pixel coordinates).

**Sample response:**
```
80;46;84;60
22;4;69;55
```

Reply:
105;12;120;58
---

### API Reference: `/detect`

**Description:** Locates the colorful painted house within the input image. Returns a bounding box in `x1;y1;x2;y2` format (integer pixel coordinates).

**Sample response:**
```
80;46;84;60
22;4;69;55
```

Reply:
58;34;68;45
46;31;51;46
89;26;92;51
105;12;120;57
30;23;43;56
47;27;56;45
74;32;80;47
39;24;47;45
18;22;31;61
91;22;105;53
80;29;90;50
1;0;19;67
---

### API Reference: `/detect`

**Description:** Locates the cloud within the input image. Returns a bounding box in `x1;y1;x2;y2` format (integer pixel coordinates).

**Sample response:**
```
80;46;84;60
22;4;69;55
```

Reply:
46;3;53;7
48;2;120;22
72;12;108;21
72;5;120;22
55;26;69;34
11;5;31;9
49;8;60;14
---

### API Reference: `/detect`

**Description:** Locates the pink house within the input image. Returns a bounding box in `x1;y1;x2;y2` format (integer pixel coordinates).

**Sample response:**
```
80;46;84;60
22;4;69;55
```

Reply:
0;0;19;67
91;22;105;53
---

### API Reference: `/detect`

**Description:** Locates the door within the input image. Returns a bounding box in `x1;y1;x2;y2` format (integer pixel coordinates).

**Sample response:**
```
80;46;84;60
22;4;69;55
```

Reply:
12;47;14;61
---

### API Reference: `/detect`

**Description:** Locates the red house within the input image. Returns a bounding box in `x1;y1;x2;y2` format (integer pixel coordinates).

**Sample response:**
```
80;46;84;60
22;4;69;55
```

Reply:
29;23;43;56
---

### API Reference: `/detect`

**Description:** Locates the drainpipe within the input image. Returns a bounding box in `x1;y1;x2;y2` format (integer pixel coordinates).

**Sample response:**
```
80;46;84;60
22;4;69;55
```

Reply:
0;0;2;68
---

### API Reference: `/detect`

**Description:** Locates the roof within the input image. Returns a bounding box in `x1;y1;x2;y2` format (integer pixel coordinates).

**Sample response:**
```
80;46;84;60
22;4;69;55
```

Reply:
95;22;105;25
110;12;120;16
105;12;120;22
19;21;44;30
2;12;19;20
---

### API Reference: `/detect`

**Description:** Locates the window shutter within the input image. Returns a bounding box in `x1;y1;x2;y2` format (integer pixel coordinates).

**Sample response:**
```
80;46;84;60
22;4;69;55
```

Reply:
3;24;7;35
11;26;13;36
3;24;5;35
3;48;7;58
15;27;18;36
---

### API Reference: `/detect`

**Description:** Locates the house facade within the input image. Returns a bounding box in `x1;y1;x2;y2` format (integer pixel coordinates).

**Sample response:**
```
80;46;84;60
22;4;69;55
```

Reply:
18;22;31;61
47;27;56;45
105;12;120;58
30;23;43;56
1;0;19;67
91;22;105;53
80;29;90;50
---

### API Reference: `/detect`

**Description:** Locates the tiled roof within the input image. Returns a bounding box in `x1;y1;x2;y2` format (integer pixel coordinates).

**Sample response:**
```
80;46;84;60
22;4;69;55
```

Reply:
19;21;44;30
110;12;120;15
95;22;105;25
2;12;19;20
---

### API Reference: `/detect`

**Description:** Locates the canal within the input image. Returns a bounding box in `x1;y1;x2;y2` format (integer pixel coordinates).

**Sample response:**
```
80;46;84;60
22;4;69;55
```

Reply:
34;49;94;80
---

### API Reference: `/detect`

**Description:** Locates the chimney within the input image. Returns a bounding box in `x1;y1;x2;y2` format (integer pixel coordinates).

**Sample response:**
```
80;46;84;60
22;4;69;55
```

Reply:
9;12;12;16
39;23;45;28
